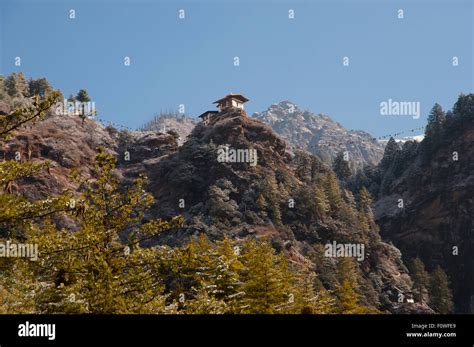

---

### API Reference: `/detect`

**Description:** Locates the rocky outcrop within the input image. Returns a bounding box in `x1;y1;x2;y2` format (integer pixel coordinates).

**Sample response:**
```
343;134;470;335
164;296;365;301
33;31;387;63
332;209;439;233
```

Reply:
139;113;197;143
144;107;423;313
252;101;384;169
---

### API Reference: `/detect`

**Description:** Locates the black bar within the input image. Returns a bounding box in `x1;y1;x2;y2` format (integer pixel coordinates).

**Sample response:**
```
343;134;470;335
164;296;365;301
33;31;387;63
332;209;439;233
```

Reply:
0;314;473;346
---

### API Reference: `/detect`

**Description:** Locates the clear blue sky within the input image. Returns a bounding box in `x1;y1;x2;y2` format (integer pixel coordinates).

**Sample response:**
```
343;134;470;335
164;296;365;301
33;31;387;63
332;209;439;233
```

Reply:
1;0;472;137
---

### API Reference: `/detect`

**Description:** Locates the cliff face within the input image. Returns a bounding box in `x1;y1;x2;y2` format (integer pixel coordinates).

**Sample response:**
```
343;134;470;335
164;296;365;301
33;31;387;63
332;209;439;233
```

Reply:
252;101;384;168
374;97;474;313
141;108;426;313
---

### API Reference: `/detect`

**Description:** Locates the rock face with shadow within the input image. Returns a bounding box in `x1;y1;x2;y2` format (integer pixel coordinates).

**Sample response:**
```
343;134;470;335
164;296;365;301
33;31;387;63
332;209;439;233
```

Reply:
374;95;474;313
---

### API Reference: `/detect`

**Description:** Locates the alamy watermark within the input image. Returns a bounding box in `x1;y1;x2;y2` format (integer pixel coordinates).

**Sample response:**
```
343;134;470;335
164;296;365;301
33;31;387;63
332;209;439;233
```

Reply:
217;145;258;167
380;99;420;119
54;99;96;118
0;241;38;261
324;241;365;262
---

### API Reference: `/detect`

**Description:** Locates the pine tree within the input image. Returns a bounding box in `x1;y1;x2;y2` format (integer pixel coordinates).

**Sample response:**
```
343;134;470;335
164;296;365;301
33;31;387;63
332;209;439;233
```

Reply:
333;151;351;182
358;186;376;235
28;78;53;98
429;266;453;314
380;137;400;171
207;179;239;223
256;193;267;218
425;103;446;137
4;73;29;98
26;149;184;313
336;279;361;313
322;172;343;215
409;258;430;303
261;175;282;225
203;237;245;311
292;260;336;314
313;184;330;220
240;239;292;313
0;91;68;229
334;258;369;313
76;89;91;103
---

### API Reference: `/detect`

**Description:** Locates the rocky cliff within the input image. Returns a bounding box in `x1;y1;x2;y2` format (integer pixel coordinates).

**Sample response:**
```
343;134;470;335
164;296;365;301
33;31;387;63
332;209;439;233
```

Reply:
252;101;384;169
374;95;474;313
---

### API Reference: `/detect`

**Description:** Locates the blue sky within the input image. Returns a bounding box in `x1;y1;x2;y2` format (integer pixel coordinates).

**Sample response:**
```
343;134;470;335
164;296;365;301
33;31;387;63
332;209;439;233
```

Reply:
1;0;472;137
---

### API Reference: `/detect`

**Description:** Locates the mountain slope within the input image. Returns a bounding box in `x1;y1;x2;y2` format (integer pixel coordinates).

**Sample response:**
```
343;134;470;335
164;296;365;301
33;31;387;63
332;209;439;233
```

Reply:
143;107;427;313
252;101;384;168
140;113;197;143
4;100;429;314
373;95;474;313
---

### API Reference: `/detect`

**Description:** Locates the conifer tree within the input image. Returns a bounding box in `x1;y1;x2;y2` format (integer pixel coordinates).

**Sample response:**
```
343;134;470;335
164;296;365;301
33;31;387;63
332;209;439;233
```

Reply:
333;151;351;182
76;89;91;103
409;257;430;303
425;103;446;137
27;149;183;313
334;258;369;313
28;78;53;98
240;240;292;313
429;266;453;314
4;73;28;98
292;260;336;314
261;175;282;225
313;184;330;221
380;137;400;171
322;171;343;215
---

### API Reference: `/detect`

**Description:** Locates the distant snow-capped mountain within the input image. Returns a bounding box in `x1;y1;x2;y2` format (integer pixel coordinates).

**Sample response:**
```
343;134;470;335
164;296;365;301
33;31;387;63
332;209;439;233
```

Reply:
378;135;425;145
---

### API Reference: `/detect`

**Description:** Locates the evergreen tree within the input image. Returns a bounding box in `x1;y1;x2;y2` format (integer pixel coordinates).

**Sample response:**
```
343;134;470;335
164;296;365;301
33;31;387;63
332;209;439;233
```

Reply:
292;260;335;314
313;184;330;221
409;258;430;303
207;179;240;224
425;103;446;137
322;172;343;216
261;175;282;225
76;89;91;103
240;240;292;313
429;266;453;314
333;151;351;182
27;149;184;313
28;78;53;98
357;187;377;235
4;73;28;98
452;93;474;120
335;258;363;313
380;137;400;171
